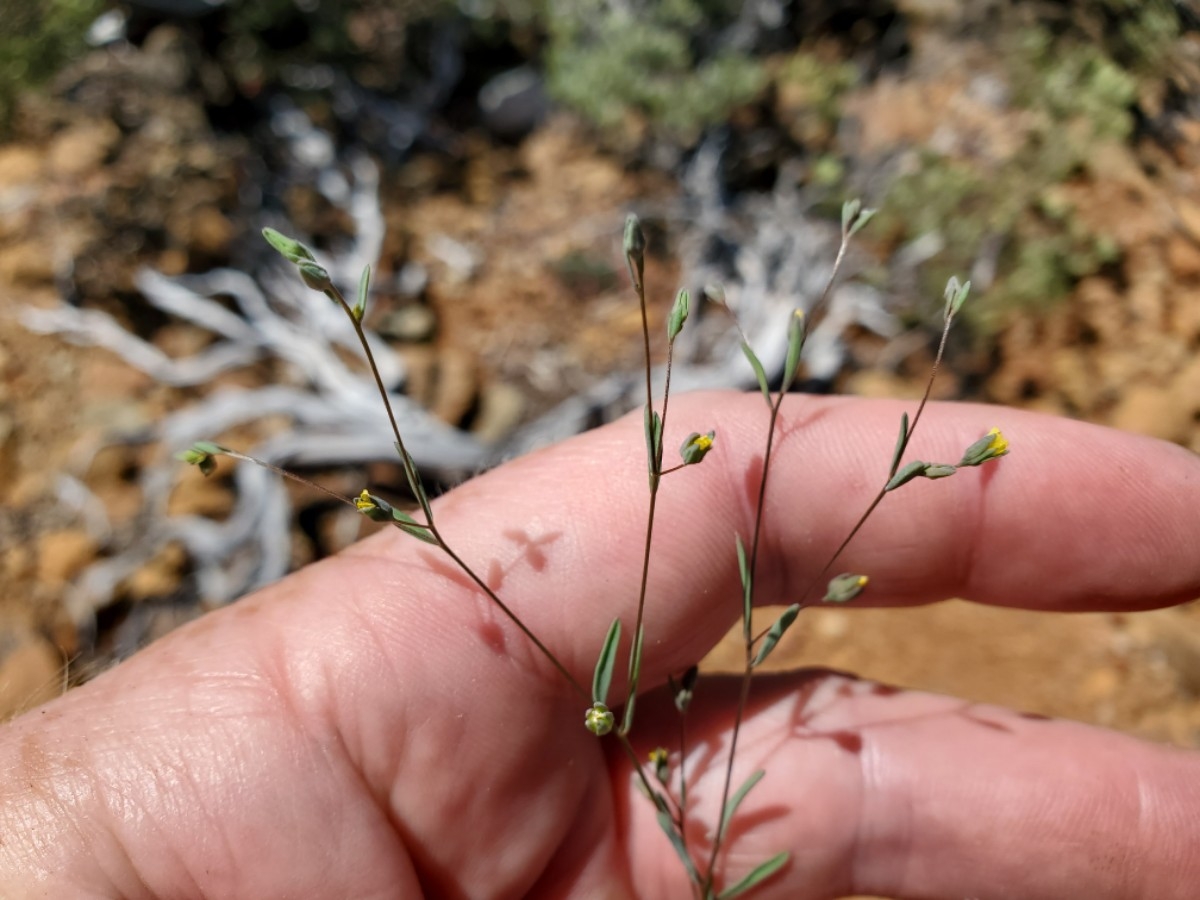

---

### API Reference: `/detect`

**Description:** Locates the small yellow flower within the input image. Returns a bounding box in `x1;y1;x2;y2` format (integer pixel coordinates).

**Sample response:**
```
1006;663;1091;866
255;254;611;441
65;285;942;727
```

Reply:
985;427;1009;457
694;434;713;452
354;490;377;512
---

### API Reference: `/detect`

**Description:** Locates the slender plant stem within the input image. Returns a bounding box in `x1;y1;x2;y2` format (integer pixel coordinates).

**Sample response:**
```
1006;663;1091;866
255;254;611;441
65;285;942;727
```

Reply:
326;286;591;703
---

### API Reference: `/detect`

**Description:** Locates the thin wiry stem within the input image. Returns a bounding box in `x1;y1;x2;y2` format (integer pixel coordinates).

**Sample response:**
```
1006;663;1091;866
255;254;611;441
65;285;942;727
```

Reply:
795;307;958;607
324;284;590;704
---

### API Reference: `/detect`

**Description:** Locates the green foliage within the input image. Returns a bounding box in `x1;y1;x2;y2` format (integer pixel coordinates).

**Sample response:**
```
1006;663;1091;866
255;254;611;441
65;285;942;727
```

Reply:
544;0;766;139
876;13;1161;330
0;0;103;133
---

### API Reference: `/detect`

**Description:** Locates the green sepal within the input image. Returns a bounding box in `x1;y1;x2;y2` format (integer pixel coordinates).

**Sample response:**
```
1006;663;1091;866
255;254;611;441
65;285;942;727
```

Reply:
354;264;371;322
782;309;805;391
656;810;701;884
884;459;929;492
678;430;715;466
824;573;868;603
261;227;316;264
298;261;333;293
718;769;765;843
841;199;861;234
740;341;771;407
751;603;801;669
889;412;909;478
619;623;644;736
717;851;790;899
592;618;621;706
667;287;690;342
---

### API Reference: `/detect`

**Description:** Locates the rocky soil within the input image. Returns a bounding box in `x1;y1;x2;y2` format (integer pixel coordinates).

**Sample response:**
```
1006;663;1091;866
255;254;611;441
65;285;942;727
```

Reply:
1;15;1199;777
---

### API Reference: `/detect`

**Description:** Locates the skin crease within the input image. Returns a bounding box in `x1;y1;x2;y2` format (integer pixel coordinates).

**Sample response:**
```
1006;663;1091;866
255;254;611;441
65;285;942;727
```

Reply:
0;392;1198;899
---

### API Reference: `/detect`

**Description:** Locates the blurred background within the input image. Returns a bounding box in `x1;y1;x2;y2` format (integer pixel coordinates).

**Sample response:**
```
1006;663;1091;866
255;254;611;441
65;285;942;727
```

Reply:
1;0;1199;770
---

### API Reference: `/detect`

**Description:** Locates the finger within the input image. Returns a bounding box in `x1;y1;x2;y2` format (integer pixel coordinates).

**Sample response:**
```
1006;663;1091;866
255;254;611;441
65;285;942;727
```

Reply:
618;670;1200;900
345;392;1200;687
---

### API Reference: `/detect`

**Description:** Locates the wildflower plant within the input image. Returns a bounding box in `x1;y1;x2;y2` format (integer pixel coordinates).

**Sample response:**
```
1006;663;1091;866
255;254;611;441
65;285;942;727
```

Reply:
180;202;1007;898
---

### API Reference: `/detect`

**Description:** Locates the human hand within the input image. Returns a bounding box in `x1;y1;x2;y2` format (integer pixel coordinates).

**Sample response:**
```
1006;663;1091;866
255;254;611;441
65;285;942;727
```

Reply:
2;393;1198;899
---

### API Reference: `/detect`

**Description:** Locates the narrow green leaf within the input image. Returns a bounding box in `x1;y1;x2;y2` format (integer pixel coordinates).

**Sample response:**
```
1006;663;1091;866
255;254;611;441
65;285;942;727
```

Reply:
261;227;316;263
656;809;701;884
889;412;909;478
751;603;801;669
667;287;690;342
951;279;971;317
884;459;928;492
396;443;433;522
848;207;876;237
718;769;765;843
740;342;771;407
354;264;371;321
592;618;621;705
718;851;790;899
781;309;805;391
620;623;644;735
736;533;752;639
824;573;869;603
391;508;439;545
841;199;861;234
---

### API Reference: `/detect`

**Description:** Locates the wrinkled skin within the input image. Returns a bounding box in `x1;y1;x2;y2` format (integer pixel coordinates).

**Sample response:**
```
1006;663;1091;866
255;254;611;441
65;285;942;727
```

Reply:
3;394;1199;899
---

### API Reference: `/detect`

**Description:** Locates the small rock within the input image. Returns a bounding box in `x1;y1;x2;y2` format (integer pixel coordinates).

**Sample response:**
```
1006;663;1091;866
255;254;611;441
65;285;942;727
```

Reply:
377;303;437;344
47;119;122;179
472;382;525;444
36;529;99;586
0;628;64;720
1166;234;1200;280
1109;382;1192;444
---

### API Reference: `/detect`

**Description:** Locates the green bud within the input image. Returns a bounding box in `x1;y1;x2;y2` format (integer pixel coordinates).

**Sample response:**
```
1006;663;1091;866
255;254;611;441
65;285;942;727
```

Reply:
944;277;971;321
649;747;670;783
958;428;1009;467
298;261;333;293
623;214;645;292
667;287;689;342
679;430;715;466
175;441;227;477
585;702;615;736
262;227;316;264
354;489;394;523
923;463;957;479
354;264;371;322
824;573;868;603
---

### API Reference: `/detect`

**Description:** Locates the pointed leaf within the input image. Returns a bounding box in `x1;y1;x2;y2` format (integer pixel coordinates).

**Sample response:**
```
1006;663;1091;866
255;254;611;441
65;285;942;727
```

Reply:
740;342;771;407
592;618;621;705
735;533;752;638
667;287;690;342
848;207;876;237
751;603;801;669
884;459;928;492
718;769;765;842
354;264;371;321
718;851;790;899
782;309;805;391
841;199;861;234
889;412;909;478
620;623;644;735
389;508;438;545
656;809;700;884
261;227;315;263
